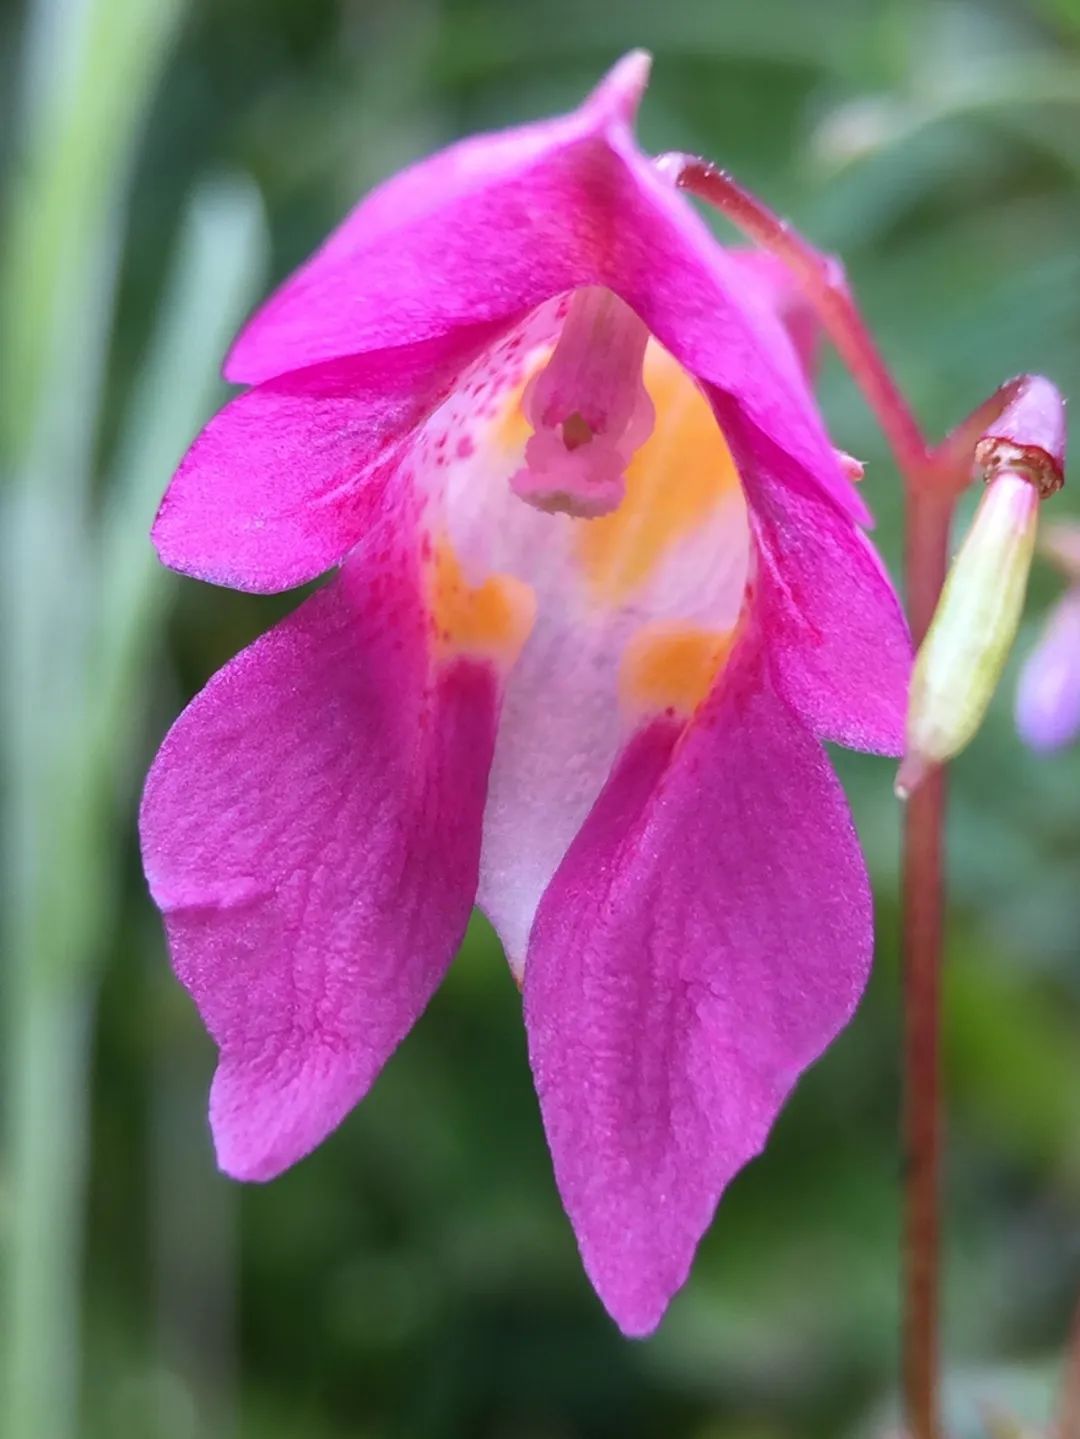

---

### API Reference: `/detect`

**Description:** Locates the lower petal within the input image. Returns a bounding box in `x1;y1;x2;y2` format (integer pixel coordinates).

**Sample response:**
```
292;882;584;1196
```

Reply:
523;638;872;1335
140;529;498;1179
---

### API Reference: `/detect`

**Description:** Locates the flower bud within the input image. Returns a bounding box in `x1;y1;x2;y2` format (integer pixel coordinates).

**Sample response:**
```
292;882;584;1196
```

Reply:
897;471;1039;798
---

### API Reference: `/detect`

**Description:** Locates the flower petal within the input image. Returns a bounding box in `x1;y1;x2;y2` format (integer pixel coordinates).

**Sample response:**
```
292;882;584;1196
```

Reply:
523;636;872;1335
154;326;504;593
224;60;863;529
722;249;822;381
1016;588;1080;751
140;527;498;1179
224;57;648;386
721;399;910;755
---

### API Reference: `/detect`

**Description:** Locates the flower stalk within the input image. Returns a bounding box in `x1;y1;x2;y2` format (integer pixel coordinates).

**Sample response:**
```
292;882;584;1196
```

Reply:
899;487;952;1439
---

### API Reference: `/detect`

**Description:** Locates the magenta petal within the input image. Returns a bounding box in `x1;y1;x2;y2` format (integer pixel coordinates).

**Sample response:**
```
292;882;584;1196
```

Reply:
722;403;910;755
140;537;498;1179
1016;589;1080;751
224;59;645;387
222;61;862;529
524;639;873;1335
154;326;503;593
721;249;823;382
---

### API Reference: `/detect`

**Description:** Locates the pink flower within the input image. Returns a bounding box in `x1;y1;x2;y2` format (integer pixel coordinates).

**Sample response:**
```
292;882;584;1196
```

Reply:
1016;523;1080;752
140;53;910;1335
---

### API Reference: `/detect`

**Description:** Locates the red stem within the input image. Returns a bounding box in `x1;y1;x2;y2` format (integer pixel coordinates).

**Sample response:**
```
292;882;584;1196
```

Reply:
901;491;952;1439
670;154;955;1439
665;158;931;483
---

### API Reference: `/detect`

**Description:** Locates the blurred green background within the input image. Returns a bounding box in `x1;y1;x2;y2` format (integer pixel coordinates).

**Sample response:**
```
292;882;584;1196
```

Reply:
2;1;1080;1436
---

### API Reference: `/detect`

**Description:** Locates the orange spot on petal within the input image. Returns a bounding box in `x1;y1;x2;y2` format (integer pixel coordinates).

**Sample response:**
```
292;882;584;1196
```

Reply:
492;347;552;455
621;621;734;716
578;343;742;601
431;538;535;666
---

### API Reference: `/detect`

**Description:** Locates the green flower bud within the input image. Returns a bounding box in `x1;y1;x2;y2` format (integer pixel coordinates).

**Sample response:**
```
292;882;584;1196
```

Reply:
897;472;1039;798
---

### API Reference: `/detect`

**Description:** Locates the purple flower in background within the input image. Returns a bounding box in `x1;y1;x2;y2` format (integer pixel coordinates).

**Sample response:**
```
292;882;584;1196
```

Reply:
139;54;910;1334
1016;523;1080;752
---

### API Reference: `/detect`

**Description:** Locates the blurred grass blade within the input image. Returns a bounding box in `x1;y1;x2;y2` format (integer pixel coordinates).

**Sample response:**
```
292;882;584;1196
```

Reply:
812;57;1080;182
1;0;188;466
1;172;266;1439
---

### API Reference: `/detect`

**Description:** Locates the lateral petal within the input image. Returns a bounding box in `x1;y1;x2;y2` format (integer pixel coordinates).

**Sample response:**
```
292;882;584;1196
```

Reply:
524;638;873;1334
153;326;503;593
140;525;498;1179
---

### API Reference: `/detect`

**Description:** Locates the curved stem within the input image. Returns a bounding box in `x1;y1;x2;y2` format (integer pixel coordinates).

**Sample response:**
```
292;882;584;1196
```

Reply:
664;156;930;482
669;153;954;1439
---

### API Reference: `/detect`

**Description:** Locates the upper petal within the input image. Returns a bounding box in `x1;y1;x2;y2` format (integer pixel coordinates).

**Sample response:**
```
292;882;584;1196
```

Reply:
523;635;873;1335
721;249;823;382
154;325;504;593
139;521;498;1179
223;58;863;529
224;56;650;387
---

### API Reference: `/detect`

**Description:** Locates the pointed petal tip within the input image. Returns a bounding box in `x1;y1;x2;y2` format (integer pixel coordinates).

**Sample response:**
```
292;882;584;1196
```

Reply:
585;1257;677;1340
209;1066;303;1183
211;1115;286;1185
214;1144;278;1186
610;1303;665;1341
587;50;653;126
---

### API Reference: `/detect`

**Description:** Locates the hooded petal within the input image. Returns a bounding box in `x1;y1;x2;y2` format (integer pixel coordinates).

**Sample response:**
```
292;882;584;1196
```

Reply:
524;636;872;1335
719;398;910;755
154;325;505;593
1016;588;1080;751
139;522;499;1180
224;55;650;386
224;55;864;528
722;250;822;382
